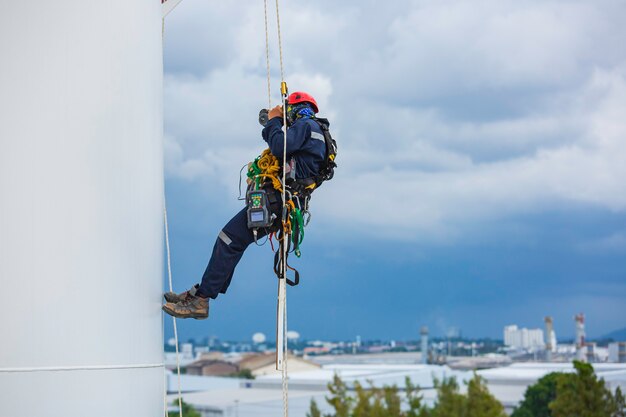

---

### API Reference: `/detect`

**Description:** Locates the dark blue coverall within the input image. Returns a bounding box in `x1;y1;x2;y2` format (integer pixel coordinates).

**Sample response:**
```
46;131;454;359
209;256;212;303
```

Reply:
197;116;326;298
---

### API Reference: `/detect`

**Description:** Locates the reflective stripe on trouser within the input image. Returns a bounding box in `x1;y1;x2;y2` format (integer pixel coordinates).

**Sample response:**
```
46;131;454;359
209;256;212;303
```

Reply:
198;206;275;298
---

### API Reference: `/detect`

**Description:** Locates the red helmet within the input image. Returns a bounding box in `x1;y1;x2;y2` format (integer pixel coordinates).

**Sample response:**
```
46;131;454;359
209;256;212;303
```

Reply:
287;91;319;113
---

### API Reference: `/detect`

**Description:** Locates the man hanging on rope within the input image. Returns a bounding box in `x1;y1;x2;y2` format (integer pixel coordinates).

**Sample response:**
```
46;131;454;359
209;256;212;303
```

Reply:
162;92;336;319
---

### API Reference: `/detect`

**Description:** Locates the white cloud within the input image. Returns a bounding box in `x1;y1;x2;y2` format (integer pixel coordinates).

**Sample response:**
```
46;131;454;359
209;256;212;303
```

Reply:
315;66;626;240
163;0;626;242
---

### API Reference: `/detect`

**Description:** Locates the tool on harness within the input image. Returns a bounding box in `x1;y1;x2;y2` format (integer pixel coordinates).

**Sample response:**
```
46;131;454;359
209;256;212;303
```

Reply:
273;228;300;286
246;189;274;229
244;150;303;283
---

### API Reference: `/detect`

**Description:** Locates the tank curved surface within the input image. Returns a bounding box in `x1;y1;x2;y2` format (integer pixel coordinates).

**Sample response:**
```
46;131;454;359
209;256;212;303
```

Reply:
0;2;164;415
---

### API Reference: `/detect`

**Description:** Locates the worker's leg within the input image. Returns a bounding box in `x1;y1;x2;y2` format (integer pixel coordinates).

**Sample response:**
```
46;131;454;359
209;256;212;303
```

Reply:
197;206;271;298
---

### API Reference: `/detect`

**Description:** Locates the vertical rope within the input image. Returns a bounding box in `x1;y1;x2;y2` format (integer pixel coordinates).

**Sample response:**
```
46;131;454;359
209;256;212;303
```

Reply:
163;17;183;417
282;278;289;417
163;19;169;417
263;0;272;109
164;200;183;417
274;0;286;85
275;0;289;415
279;92;289;417
263;1;289;415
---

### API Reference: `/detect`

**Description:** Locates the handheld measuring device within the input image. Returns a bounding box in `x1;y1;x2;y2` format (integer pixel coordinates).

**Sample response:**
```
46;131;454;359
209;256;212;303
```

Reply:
246;189;273;229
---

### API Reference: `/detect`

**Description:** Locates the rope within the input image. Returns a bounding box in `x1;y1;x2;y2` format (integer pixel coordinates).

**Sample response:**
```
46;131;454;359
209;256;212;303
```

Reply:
282;283;289;417
163;17;183;417
247;149;283;191
263;0;272;110
274;0;286;85
164;199;183;417
0;363;163;373
262;0;290;415
274;0;290;414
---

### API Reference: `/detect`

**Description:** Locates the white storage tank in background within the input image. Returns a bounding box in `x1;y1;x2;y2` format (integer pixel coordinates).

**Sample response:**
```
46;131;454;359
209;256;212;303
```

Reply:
0;1;164;415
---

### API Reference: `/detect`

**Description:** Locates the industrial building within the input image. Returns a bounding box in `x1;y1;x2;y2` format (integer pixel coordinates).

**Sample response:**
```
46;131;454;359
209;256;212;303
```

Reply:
167;358;626;417
609;342;626;363
503;325;545;349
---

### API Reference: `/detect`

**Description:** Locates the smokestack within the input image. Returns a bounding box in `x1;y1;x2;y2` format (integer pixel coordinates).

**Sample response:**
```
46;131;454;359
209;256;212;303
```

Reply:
420;326;429;364
575;313;586;361
544;316;554;361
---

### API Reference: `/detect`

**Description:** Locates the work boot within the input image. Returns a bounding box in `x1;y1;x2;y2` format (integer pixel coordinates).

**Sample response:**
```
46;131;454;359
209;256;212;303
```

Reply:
162;292;209;320
163;284;200;303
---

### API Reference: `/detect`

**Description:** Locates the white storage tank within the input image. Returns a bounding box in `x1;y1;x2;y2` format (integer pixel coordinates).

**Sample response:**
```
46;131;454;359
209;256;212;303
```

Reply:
0;1;164;415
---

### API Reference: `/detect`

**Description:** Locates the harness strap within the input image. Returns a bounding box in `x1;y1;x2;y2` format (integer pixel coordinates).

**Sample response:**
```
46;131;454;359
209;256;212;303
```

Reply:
273;229;300;286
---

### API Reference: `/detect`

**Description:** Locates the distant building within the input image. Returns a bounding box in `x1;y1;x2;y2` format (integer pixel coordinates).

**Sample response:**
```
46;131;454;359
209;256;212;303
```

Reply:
186;359;239;377
609;342;626;363
504;325;545;349
586;343;597;363
304;346;331;355
168;357;626;417
181;343;195;360
238;352;320;377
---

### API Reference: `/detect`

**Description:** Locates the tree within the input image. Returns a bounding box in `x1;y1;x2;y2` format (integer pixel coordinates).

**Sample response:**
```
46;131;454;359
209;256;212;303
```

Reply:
351;381;373;417
430;376;466;417
465;373;507;417
613;387;626;417
307;399;323;417
312;374;504;417
227;368;255;379
326;373;353;417
168;398;201;417
550;360;620;417
405;377;428;417
382;385;402;417
511;372;563;417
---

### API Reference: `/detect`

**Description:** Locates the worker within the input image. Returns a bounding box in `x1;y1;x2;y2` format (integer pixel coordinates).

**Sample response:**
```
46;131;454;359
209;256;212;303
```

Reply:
162;92;332;319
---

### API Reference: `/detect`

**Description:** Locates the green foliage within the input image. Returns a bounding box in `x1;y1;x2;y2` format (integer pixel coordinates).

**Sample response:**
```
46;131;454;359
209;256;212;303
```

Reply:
321;374;428;417
465;374;506;417
227;368;255;379
551;360;622;417
168;398;201;417
327;373;353;417
512;372;563;417
430;376;465;417
613;387;626;417
307;399;323;417
512;361;626;417
314;373;502;417
352;381;374;417
405;377;427;417
313;361;626;417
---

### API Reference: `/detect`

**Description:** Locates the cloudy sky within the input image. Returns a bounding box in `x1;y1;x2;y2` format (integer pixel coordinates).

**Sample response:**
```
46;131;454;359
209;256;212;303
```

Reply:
162;0;626;342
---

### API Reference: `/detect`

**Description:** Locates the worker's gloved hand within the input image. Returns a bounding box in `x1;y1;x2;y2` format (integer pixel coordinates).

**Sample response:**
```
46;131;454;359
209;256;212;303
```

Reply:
268;105;283;120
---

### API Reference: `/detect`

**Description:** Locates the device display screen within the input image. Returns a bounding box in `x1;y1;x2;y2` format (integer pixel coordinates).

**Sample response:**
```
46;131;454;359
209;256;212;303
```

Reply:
251;211;265;222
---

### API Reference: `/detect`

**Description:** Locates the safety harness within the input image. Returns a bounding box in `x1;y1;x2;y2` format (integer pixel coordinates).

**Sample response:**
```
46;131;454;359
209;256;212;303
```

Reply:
285;117;338;197
244;117;337;284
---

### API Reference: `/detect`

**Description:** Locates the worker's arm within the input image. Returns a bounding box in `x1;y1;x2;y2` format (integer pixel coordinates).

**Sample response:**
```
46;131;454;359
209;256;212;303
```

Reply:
262;112;310;159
